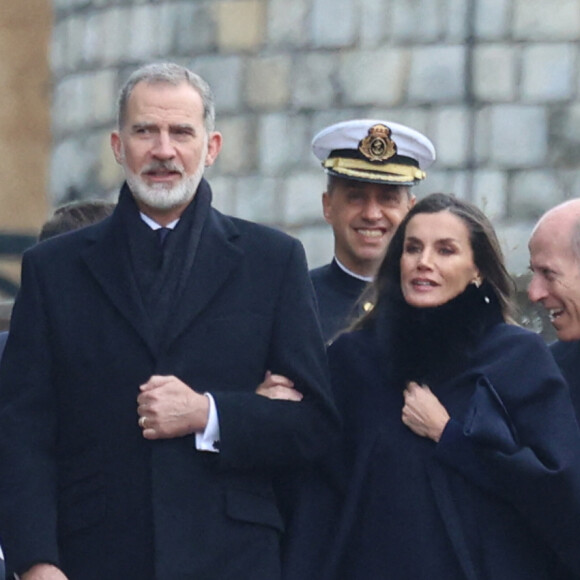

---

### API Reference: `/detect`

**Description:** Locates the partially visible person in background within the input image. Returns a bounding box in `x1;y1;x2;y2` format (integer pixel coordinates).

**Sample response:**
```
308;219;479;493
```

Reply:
0;199;115;580
528;198;580;418
37;199;116;242
309;119;436;341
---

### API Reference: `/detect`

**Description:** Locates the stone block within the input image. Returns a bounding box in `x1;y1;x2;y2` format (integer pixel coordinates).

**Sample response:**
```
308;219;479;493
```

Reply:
310;109;362;138
190;55;243;113
338;48;407;107
61;14;86;71
80;13;103;66
473;45;517;102
432;107;470;167
494;220;536;276
214;0;266;52
472;170;507;221
514;0;580;40
52;74;86;134
258;113;312;176
234;176;279;223
479;105;548;167
213;116;257;175
50;21;66;73
52;0;72;10
408;46;467;103
359;0;389;47
245;55;291;110
294;224;335;270
311;0;357;48
175;2;216;55
65;0;91;9
126;6;160;60
475;0;511;40
283;172;327;226
50;135;100;204
559;168;580;198
511;170;566;219
414;169;470;199
267;0;309;47
292;53;338;110
53;70;116;133
445;0;469;41
205;174;237;215
390;0;440;42
521;44;575;102
87;0;109;9
88;69;117;125
100;7;131;67
155;4;181;57
366;108;432;140
549;107;580;173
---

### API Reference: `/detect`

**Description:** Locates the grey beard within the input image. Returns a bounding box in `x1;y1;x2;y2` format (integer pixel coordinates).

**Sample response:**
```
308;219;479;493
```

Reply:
126;165;204;211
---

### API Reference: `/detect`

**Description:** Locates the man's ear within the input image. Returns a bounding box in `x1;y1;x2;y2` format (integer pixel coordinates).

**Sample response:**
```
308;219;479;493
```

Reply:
111;131;123;165
204;132;223;167
322;192;332;224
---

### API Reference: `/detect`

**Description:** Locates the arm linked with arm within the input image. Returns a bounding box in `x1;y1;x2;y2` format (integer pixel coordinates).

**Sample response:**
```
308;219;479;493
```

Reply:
211;239;340;471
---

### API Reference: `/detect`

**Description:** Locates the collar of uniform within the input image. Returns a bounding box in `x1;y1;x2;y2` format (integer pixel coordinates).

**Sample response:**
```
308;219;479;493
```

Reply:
334;257;374;283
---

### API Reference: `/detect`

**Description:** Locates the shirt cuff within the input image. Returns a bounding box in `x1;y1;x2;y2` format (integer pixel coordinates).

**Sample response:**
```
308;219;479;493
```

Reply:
195;392;220;453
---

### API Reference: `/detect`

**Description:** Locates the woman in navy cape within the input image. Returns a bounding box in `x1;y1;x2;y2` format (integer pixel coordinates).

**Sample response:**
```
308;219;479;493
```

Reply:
265;193;580;579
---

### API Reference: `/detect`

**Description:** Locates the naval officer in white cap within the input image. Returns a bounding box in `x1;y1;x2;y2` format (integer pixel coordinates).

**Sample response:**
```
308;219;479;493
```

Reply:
309;119;436;341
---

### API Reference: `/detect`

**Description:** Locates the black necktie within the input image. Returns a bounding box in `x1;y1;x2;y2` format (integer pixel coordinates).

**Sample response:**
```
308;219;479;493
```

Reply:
157;227;171;247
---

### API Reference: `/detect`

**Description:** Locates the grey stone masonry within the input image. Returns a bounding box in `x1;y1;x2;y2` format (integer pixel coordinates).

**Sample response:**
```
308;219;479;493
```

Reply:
49;0;580;284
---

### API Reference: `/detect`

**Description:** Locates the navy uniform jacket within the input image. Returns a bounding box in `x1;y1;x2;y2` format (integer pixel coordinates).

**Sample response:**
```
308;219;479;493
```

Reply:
0;332;7;359
309;260;369;342
324;323;580;579
0;186;338;580
550;340;580;420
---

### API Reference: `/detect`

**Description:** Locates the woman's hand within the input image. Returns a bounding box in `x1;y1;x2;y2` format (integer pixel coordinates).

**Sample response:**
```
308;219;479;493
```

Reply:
402;381;450;442
255;370;303;402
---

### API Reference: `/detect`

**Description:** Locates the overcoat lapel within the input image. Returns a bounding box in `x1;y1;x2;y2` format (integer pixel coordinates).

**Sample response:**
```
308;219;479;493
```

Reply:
80;206;243;355
81;217;159;356
163;209;243;348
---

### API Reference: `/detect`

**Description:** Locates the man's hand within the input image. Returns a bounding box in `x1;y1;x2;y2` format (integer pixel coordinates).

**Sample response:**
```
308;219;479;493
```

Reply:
137;375;209;440
402;381;450;442
20;563;69;580
255;370;303;402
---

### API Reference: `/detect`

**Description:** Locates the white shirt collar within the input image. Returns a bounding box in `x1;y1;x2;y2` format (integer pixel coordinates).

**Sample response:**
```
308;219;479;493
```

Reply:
334;257;374;283
140;212;179;231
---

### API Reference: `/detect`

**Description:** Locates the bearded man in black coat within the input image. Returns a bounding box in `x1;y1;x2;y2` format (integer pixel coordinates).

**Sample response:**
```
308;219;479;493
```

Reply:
0;63;337;580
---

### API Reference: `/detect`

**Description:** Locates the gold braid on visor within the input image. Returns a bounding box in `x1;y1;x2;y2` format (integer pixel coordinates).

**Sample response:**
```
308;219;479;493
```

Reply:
323;157;426;183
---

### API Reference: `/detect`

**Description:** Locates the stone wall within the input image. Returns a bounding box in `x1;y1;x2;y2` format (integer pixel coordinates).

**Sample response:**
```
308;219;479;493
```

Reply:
49;0;580;336
0;0;51;303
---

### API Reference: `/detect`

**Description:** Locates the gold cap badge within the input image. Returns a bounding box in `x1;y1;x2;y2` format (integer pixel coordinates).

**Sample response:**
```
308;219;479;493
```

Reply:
358;124;397;162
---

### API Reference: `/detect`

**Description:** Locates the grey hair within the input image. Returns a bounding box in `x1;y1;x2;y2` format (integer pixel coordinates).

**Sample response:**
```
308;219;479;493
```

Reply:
117;62;216;132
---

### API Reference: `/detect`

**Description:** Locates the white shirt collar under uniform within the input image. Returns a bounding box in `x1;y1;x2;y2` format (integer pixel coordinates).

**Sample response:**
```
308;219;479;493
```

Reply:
334;257;374;283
